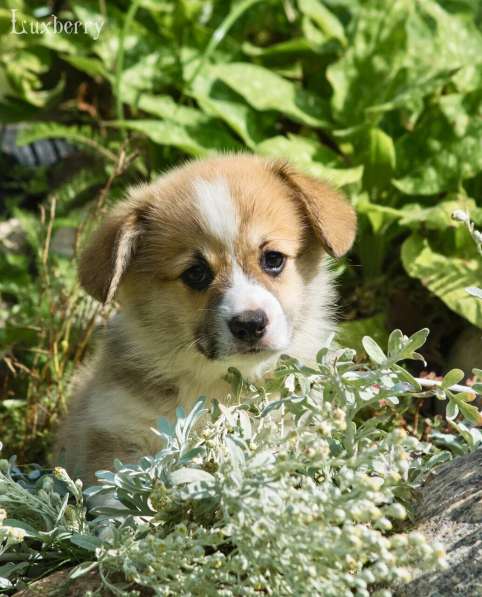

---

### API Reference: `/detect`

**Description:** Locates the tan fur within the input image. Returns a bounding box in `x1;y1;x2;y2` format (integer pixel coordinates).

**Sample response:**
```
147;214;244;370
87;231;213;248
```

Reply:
54;154;356;484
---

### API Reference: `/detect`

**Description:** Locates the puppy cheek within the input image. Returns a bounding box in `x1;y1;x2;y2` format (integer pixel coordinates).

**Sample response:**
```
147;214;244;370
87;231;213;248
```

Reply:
196;294;234;358
263;321;290;351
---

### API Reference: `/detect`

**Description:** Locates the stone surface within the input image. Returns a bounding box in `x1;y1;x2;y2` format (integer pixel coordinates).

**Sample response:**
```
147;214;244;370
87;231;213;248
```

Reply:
13;567;153;596
13;568;107;597
397;448;482;596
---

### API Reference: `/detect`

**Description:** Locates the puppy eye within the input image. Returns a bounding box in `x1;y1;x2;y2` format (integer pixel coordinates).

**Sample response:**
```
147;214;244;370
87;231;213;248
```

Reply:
181;261;213;291
261;250;286;276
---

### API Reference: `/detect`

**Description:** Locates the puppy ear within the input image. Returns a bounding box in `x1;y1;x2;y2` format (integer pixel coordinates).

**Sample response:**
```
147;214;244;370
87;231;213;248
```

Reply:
272;161;357;257
78;202;143;303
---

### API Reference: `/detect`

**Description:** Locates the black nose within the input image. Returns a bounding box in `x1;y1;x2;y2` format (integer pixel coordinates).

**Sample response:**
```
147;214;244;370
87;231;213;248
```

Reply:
228;309;268;342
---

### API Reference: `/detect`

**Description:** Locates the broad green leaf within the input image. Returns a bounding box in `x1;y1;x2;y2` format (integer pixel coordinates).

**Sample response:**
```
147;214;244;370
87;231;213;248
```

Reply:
256;134;337;166
256;134;362;187
72;2;159;70
190;71;271;147
394;92;482;194
327;0;482;126
327;1;409;124
209;63;330;128
298;0;346;46
125;92;223;129
111;119;240;156
362;127;396;192
401;235;482;328
187;0;264;86
120;50;178;95
399;198;482;231
61;55;108;78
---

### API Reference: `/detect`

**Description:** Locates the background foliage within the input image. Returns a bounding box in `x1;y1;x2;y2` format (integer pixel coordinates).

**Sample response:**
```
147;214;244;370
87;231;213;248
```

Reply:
0;0;481;461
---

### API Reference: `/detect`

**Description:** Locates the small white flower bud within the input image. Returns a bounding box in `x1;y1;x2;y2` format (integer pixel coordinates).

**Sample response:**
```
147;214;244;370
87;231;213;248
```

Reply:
408;531;426;546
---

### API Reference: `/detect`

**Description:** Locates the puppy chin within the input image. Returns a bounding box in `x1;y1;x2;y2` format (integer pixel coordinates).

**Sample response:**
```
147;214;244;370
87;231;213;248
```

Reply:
196;335;290;362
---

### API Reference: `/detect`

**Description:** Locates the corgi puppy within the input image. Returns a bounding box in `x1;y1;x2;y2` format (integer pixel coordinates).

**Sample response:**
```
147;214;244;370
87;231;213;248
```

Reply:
54;154;356;483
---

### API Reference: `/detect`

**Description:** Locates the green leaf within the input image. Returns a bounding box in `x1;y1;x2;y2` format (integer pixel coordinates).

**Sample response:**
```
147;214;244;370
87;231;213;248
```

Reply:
446;400;459;421
189;65;273;147
111;119;240;157
392;364;422;391
209;63;330;128
298;0;346;46
69;562;98;580
242;38;313;58
327;1;482;127
401;328;430;356
401;235;482;328
387;329;403;356
16;123;117;162
256;134;362;187
3;519;39;539
398;198;482;231
69;534;102;552
362;336;386;365
456;400;482;426
394;92;482;194
61;55;107;78
362;127;396;192
441;369;464;390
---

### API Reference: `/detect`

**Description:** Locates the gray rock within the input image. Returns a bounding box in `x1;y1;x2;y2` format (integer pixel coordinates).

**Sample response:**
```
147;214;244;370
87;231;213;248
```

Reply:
397;448;482;596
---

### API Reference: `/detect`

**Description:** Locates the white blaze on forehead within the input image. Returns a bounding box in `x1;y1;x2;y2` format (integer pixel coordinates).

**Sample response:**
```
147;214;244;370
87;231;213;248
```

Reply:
192;176;237;245
220;264;290;351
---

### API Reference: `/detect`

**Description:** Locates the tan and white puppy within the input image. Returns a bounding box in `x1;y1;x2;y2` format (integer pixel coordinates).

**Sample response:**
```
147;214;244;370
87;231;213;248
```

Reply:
54;154;356;483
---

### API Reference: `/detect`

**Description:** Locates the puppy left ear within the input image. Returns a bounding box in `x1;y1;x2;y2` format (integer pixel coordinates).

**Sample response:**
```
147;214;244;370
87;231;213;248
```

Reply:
271;161;357;257
78;201;144;304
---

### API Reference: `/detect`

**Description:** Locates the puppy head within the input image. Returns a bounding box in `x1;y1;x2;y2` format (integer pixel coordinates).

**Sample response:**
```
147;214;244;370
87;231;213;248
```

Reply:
79;155;356;370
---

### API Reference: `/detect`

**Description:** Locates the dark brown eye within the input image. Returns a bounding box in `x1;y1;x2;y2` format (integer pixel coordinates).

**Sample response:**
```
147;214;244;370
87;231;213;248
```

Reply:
181;259;213;291
261;251;286;276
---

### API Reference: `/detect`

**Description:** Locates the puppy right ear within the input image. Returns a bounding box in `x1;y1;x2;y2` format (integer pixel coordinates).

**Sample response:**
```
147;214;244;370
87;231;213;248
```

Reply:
78;202;143;304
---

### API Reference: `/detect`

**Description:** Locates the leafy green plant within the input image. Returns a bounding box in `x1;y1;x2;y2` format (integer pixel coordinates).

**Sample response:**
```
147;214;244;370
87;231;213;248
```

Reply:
1;0;481;356
1;330;481;595
0;0;479;486
452;208;482;301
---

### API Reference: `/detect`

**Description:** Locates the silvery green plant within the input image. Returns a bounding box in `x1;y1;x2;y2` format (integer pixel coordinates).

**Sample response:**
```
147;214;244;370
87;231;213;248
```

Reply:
1;330;481;595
